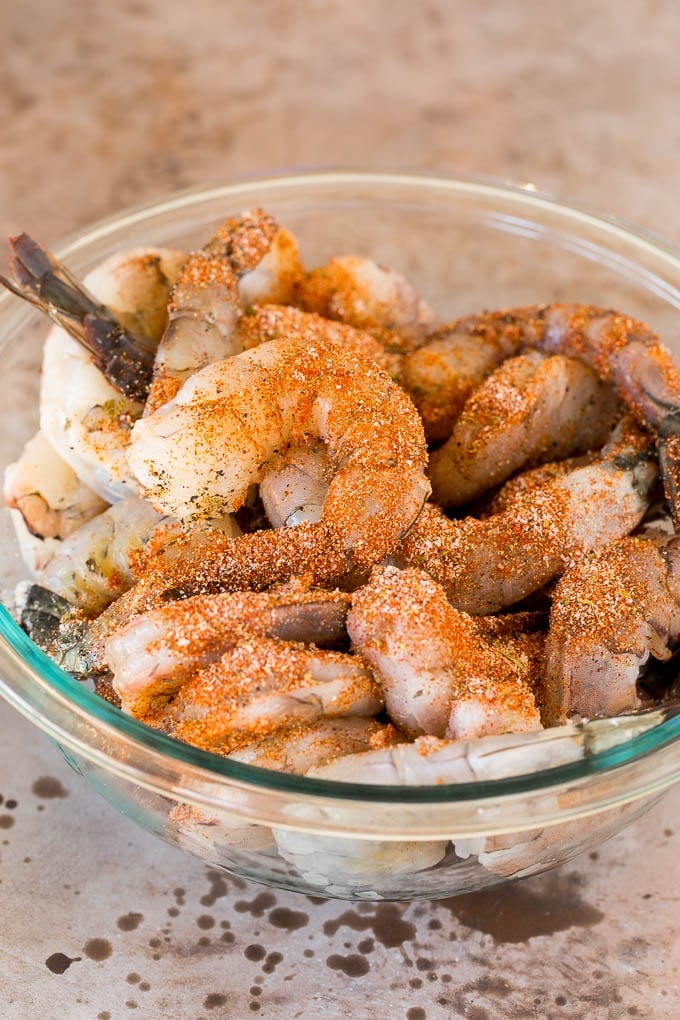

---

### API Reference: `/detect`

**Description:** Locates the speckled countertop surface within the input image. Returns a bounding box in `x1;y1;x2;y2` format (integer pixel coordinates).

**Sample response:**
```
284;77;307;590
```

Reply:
1;2;680;1018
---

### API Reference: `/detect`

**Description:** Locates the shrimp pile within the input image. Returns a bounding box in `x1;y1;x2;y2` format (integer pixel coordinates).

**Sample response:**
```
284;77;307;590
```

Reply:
3;208;680;883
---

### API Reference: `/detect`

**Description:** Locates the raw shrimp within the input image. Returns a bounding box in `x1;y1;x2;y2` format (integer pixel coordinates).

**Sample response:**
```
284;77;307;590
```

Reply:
6;243;186;500
169;719;400;860
145;209;303;413
397;420;658;614
409;303;680;522
237;303;401;376
105;585;352;715
483;454;595;517
293;254;436;347
165;638;384;751
229;717;403;773
127;332;430;567
544;533;680;724
348;565;542;740
35;495;173;615
4;430;107;572
274;706;673;892
429;351;620;507
84;518;355;653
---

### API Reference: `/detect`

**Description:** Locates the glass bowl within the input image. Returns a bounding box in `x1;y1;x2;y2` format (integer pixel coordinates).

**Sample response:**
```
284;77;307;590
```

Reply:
1;172;680;901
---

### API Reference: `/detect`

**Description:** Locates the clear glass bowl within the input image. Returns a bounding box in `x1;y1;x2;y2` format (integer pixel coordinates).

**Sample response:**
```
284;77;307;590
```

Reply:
1;172;680;901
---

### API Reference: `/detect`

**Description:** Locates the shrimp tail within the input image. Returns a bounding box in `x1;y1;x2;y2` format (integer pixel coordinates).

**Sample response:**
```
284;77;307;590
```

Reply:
3;234;155;402
658;411;680;529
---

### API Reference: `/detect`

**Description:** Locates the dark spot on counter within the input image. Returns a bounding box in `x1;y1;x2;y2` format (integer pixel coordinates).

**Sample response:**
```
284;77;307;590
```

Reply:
437;872;604;943
416;957;434;972
197;914;215;929
198;937;211;947
168;906;180;917
5;799;17;809
441;974;452;984
262;952;282;974
126;973;140;984
173;887;186;905
664;828;674;837
589;852;599;861
201;868;245;907
326;953;370;978
83;938;113;962
406;1009;427;1020
45;952;81;974
250;986;262;996
97;1013;111;1020
268;907;308;932
149;938;161;948
555;995;567;1006
307;895;326;905
117;912;144;932
249;1004;261;1013
204;992;228;1009
409;978;423;990
125;1001;138;1009
32;776;68;799
303;948;314;957
235;891;277;917
427;972;438;982
358;938;374;954
323;904;416;949
221;931;235;944
428;919;442;930
140;982;150;992
245;944;266;962
0;815;15;829
465;976;512;999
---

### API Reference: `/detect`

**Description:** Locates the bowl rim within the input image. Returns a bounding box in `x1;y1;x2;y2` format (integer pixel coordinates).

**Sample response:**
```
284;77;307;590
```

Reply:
2;169;680;815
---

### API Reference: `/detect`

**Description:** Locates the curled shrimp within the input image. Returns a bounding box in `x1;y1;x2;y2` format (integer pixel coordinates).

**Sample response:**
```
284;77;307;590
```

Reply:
348;565;542;740
104;585;352;715
397;420;658;614
1;242;187;500
293;254;436;347
169;718;400;859
145;209;303;413
544;532;680;724
429;351;620;507
165;637;384;752
274;705;673;892
4;431;107;573
127;331;430;568
410;303;680;523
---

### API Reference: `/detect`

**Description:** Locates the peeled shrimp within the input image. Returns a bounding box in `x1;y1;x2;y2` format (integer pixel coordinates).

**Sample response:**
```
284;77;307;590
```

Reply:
35;247;186;500
397;420;657;614
544;533;680;724
409;303;680;522
105;585;352;715
229;717;403;773
145;209;303;413
35;495;172;614
165;637;383;751
348;565;542;739
274;707;672;892
127;332;430;568
293;254;436;346
429;351;620;507
169;718;399;859
4;430;107;572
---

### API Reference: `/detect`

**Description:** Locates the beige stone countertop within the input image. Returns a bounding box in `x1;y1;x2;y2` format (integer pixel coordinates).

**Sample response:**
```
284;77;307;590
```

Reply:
1;1;680;1017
